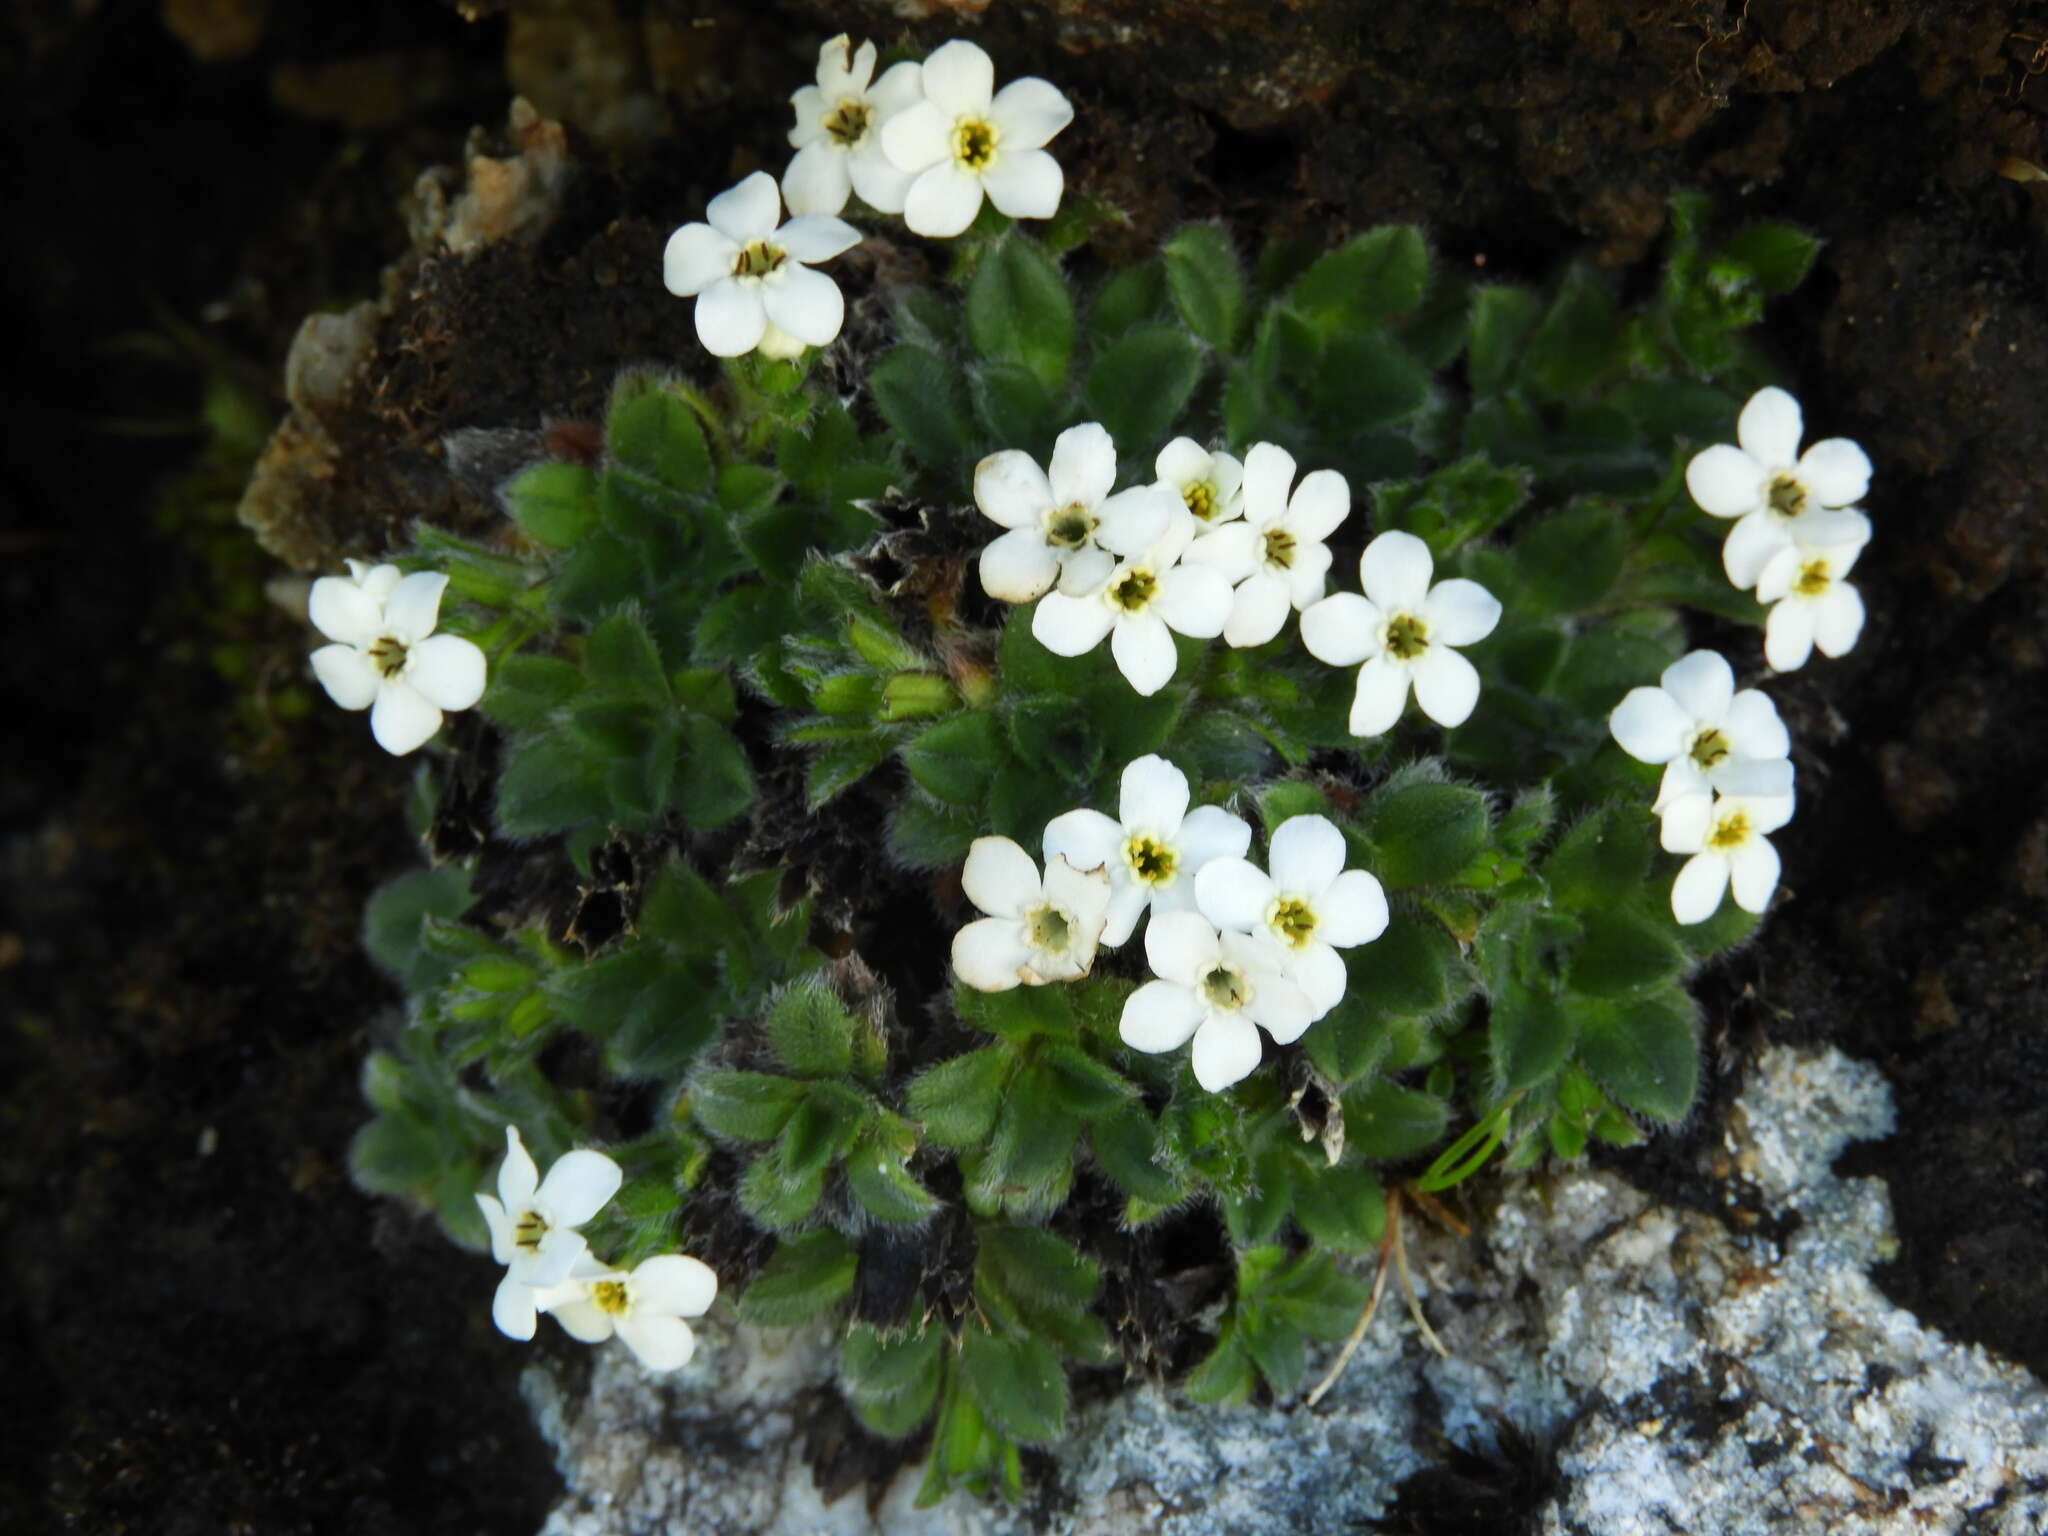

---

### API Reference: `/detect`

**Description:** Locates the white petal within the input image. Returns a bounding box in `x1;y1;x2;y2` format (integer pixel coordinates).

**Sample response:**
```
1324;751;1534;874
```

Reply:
952;917;1031;991
311;644;378;710
406;634;486;711
1154;565;1232;639
778;214;862;265
847;144;915;214
1684;444;1765;518
1714;760;1794;803
1144;909;1221;987
1283;942;1347;1022
370;680;443;755
1176;806;1253;872
617;1314;697;1372
1723;690;1790;760
1359;530;1433;611
351;562;402;601
308;574;384;648
1120;754;1190;837
1736;386;1802;468
788;84;828;149
706;171;782;243
1299;592;1381;668
981;149;1063;222
695;280;768;358
547;1297;616;1344
1659;649;1734;722
1191;1014;1263;1092
922;39;994;116
979;526;1059;603
816;36;872;99
761;265;845;347
476;1193;515;1265
1099;880;1150;949
1728;839;1782;914
880;99;950;174
1764;599;1817;673
1671;853;1730;925
1348;655;1412;737
629;1254;718;1318
962;836;1041;919
1722;510;1793;590
1044;808;1124;872
1185;523;1260;582
1120;978;1205;1053
1659;794;1712;854
1054;546;1115;597
869;60;925;117
1411;646;1482;728
1787;507;1872;552
1033;590;1115;656
497;1126;539;1206
1418;578;1501;646
1239;442;1297;527
1812;585;1865;658
1283;541;1333;610
1609;686;1692;764
1195;857;1277;933
537;1149;624;1227
1317;869;1390;948
663;222;739;297
1753;544;1804;605
974;449;1054;530
1111;611;1178;695
1269;814;1346;898
380;572;448;644
904;162;985;238
1284;469;1350;541
522;1226;589;1288
989;77;1072;150
1797;437;1870;508
1043;854;1112;932
1048;422;1117;510
493;1272;538;1340
1223;571;1291;648
1155;437;1212;489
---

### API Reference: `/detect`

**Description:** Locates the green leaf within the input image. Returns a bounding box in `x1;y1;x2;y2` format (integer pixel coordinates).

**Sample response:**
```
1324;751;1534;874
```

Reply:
908;1047;1011;1148
637;856;736;952
495;735;610;837
502;461;599;548
692;1070;807;1141
480;653;583;731
363;864;475;991
348;1112;442;1193
1367;780;1491;889
902;712;1001;806
841;1325;946;1437
1678;898;1759;959
1719;221;1821;296
888;794;979;869
607;375;710;497
969;361;1057;451
542;941;662;1034
1183;1319;1257;1405
1290;225;1429;329
738;1230;858;1326
1543;805;1652;910
1490;986;1576;1093
1342;1079;1450;1161
953;983;1073;1042
1514;500;1628;615
1575;992;1699;1123
1256;781;1330;839
585;608;672;707
779;1085;867;1179
606;971;716;1076
1091;1106;1183;1206
738;1144;826;1228
871;346;974;472
804;735;893;809
958;1329;1067;1445
1163;224;1246;350
976;1225;1100;1320
847;1130;939;1224
1521;270;1623;402
1304;330;1432;430
1467;284;1542;395
966;237;1074;392
1240;1311;1308;1397
1035;1039;1135;1117
1569;907;1689;999
1083;323;1204;457
764;984;856;1077
1291;1162;1386;1252
1088;259;1169;344
677;715;754;829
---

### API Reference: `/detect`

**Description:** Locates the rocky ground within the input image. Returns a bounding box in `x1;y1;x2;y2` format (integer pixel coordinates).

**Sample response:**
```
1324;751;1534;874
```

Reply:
3;2;2046;1532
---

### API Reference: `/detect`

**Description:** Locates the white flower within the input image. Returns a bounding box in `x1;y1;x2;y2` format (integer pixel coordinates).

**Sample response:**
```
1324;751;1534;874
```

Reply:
1119;911;1316;1092
781;36;924;217
951;837;1111;991
1608;649;1794;816
1685;386;1873;589
1194;814;1389;1020
537;1253;719;1372
662;171;862;358
1043;754;1253;948
1660;786;1795;925
475;1125;624;1341
878;39;1072;238
1299;530;1502;736
976;422;1174;604
1755;520;1869;673
1031;512;1233;695
309;561;487;756
1153;437;1244;531
1184;442;1349;647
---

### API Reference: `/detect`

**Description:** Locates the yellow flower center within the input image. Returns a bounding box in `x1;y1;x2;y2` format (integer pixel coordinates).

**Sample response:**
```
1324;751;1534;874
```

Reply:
823;97;870;147
1183;481;1218;521
1024;903;1073;953
368;636;409;679
512;1209;548;1253
1385;612;1430;661
1263;528;1297;570
1688;728;1731;770
1045;505;1096;549
1109;567;1158;613
1767;473;1808;517
953;117;998;171
1707;810;1752;851
1793;559;1832;597
732;240;787;280
1266;895;1318;949
1199;962;1250;1012
1123;834;1177;886
591;1280;631;1316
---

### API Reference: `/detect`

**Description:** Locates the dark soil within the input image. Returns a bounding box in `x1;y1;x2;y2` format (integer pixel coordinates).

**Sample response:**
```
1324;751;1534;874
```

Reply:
5;1;2046;1532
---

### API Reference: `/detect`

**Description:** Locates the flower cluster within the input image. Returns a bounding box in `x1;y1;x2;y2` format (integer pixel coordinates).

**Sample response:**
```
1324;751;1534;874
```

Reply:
308;561;486;756
665;36;1073;358
950;755;1388;1092
476;1126;718;1371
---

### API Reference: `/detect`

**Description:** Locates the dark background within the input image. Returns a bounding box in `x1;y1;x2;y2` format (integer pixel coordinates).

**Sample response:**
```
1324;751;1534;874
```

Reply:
4;2;2045;1531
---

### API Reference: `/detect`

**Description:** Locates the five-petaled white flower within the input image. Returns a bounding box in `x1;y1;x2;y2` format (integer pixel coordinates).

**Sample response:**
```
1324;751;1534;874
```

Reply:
1194;814;1389;1020
1299;530;1502;736
310;560;487;756
1119;911;1316;1093
975;422;1174;603
1031;512;1233;695
1755;520;1869;673
951;836;1111;991
536;1252;720;1373
1660;783;1795;925
781;35;924;217
879;39;1072;238
662;171;862;359
1609;649;1794;816
1685;386;1873;590
1185;442;1349;648
1043;754;1253;948
1153;437;1245;532
476;1125;624;1341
